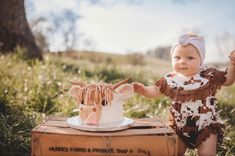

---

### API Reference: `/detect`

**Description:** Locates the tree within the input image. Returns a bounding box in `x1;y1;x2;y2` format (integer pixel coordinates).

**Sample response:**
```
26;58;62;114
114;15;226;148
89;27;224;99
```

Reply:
0;0;43;60
147;46;171;60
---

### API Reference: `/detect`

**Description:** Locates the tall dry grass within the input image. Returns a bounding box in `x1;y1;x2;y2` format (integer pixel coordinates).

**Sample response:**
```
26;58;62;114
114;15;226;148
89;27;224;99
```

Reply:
0;50;234;155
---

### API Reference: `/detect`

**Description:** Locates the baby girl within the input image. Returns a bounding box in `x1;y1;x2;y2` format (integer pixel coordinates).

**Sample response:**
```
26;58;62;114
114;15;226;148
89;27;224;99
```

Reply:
132;34;235;156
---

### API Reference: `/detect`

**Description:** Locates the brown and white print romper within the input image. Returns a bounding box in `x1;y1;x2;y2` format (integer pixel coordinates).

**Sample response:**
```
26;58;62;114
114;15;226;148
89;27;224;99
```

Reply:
155;66;227;148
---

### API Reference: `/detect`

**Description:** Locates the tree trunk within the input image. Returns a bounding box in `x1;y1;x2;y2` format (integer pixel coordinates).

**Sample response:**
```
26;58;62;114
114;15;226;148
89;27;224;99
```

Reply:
0;0;43;60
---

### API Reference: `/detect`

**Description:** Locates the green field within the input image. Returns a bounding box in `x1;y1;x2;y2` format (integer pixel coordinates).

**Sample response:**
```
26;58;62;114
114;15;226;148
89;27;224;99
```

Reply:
0;50;234;155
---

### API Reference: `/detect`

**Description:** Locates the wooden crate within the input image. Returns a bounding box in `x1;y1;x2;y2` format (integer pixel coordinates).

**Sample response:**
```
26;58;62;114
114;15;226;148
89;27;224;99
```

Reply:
31;117;178;156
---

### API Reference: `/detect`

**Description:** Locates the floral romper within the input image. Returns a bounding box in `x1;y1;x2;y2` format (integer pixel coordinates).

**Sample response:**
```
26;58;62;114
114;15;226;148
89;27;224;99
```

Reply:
155;66;226;148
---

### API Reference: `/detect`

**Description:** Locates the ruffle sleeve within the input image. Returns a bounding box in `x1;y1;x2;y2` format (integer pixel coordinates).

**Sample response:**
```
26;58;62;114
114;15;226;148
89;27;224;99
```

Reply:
155;76;168;94
154;67;227;102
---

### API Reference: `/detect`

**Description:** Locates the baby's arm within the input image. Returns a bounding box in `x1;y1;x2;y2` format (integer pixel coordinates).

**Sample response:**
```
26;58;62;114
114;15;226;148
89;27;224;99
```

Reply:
223;50;235;86
132;82;162;98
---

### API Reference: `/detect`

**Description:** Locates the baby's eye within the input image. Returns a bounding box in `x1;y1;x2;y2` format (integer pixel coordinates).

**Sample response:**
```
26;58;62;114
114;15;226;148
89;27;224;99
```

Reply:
174;56;180;60
187;56;194;60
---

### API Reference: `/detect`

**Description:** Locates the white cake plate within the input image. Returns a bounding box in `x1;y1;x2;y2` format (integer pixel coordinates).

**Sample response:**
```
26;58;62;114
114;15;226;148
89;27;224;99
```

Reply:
67;116;134;132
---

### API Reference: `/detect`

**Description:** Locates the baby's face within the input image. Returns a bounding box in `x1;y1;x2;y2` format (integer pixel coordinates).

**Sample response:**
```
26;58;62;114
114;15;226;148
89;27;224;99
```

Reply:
171;45;201;77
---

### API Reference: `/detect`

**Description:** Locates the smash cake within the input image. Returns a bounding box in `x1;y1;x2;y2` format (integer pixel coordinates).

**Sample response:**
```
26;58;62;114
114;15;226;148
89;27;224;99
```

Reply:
68;77;134;126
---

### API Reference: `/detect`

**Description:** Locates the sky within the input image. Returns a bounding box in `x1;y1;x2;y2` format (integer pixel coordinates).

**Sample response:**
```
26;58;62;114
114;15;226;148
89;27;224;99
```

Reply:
25;0;235;63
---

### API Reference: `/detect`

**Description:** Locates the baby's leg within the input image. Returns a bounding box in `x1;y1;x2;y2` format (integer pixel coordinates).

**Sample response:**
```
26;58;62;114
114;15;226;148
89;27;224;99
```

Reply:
178;138;187;156
197;133;217;156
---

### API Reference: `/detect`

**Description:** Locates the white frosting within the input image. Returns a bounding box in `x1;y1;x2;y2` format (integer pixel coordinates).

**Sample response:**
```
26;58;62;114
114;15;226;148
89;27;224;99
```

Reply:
79;94;126;124
99;96;124;123
79;84;134;125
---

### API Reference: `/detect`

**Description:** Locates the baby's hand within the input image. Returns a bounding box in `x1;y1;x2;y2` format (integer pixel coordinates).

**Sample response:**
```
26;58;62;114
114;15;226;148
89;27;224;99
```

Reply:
229;50;235;65
132;82;145;94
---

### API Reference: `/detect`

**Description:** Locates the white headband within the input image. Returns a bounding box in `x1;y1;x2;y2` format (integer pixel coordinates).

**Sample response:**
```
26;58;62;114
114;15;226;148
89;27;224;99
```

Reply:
171;34;205;63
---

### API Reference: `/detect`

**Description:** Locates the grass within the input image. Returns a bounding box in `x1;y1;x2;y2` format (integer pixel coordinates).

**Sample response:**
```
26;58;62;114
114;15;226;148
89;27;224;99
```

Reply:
0;50;234;155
